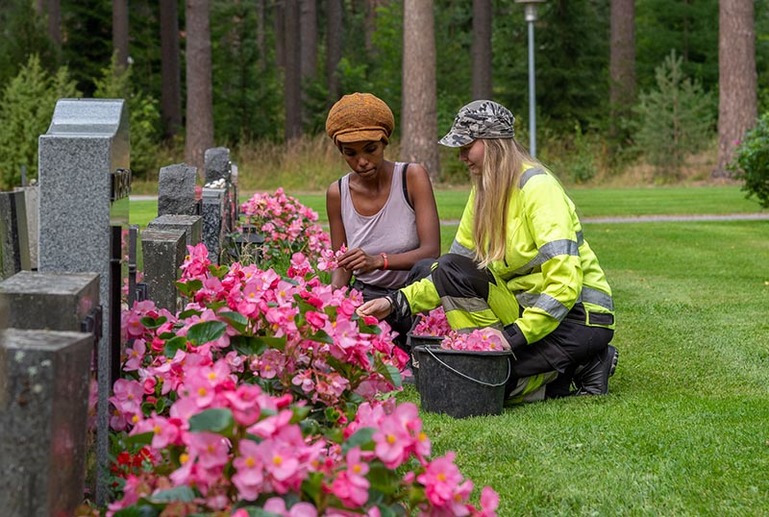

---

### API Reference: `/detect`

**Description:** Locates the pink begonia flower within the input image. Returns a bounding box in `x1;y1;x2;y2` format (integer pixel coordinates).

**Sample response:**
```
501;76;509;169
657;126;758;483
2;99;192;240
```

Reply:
417;452;464;507
413;307;452;337
292;369;315;394
330;447;370;508
263;497;318;517
256;348;286;379
288;252;313;277
232;439;265;501
123;310;147;339
248;409;294;440
132;413;181;449
186;431;230;471
373;412;412;469
123;339;146;371
304;310;329;330
180;243;211;278
110;378;144;416
477;486;500;517
223;383;265;426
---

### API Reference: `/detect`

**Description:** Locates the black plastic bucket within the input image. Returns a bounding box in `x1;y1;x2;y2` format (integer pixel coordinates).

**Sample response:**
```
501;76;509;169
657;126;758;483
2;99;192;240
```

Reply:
412;344;512;418
407;334;444;391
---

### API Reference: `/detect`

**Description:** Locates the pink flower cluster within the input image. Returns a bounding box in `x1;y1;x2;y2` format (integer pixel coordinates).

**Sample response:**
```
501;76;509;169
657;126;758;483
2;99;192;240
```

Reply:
440;328;510;352
411;308;509;352
240;188;331;266
317;244;348;272
412;307;452;337
113;245;408;432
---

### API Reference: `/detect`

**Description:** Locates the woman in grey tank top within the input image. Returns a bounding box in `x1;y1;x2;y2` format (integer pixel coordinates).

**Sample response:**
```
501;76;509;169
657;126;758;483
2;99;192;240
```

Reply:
325;93;441;351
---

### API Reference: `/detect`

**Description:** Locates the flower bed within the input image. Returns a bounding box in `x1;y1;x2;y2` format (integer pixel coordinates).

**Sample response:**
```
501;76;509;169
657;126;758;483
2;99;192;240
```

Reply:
102;194;500;514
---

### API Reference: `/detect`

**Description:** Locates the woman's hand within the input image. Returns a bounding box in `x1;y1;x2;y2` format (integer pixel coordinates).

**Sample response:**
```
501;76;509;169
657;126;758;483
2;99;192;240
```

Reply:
337;247;384;273
356;297;393;321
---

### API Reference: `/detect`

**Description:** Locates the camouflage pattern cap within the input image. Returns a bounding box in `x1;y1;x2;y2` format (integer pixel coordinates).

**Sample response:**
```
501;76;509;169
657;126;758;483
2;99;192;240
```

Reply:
439;100;515;147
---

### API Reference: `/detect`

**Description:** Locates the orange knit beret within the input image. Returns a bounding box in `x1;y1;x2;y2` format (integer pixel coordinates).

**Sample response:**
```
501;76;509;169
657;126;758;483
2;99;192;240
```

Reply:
325;92;395;145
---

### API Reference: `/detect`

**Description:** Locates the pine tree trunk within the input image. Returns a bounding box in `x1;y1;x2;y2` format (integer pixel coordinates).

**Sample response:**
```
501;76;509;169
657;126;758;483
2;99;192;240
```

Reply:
715;0;757;178
284;0;303;140
112;0;129;69
46;0;61;49
184;0;215;172
160;0;182;139
471;0;492;100
609;0;635;141
300;0;317;80
401;0;440;181
256;0;266;71
326;0;343;103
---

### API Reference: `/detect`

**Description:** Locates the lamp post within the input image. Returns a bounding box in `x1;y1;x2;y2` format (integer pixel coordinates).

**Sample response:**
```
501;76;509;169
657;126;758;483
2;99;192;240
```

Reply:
515;0;545;158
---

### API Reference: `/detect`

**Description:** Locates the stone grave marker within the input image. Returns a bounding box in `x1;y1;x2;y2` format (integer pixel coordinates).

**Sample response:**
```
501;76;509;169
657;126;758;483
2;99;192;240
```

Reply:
37;97;130;505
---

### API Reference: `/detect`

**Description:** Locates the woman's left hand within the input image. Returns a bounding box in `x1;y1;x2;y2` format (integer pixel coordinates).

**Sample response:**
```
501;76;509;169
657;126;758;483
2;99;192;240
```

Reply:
337;247;383;273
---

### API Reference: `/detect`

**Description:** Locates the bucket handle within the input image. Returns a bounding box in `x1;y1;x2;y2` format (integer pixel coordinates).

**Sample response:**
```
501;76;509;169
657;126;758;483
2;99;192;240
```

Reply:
425;347;511;388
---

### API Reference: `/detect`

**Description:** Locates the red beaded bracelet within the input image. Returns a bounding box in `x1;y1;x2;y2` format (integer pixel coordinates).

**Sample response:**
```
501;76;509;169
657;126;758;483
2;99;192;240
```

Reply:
380;252;389;270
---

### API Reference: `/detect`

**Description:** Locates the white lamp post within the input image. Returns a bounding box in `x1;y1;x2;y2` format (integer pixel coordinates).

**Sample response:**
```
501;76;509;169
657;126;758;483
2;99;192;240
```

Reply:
515;0;545;158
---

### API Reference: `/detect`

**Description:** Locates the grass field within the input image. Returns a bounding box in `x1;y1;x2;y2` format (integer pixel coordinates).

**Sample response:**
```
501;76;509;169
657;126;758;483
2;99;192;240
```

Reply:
129;185;769;514
129;184;765;229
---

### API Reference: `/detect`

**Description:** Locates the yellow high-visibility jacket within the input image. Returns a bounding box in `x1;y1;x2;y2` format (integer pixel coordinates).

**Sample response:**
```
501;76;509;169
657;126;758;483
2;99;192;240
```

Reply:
402;165;614;346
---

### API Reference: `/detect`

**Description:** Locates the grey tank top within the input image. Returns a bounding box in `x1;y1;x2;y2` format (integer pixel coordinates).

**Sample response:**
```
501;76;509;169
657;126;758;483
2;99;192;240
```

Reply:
340;162;419;289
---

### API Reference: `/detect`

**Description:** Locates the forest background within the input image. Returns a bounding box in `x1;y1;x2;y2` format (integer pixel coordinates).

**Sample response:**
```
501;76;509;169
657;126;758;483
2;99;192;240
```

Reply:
0;0;767;196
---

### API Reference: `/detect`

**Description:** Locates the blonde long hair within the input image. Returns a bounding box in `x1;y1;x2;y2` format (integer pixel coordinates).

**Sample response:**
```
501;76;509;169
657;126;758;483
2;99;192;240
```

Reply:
472;138;532;268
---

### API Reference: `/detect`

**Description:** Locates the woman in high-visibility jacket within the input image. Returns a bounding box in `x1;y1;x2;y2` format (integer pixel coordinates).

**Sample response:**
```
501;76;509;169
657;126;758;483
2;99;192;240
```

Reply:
357;100;617;401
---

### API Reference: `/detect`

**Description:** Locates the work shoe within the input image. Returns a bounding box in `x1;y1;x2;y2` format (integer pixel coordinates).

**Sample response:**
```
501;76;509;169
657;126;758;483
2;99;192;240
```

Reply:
573;345;618;395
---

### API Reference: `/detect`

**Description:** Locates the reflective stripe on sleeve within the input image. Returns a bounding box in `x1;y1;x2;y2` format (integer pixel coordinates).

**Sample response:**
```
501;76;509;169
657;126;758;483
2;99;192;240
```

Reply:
441;295;493;314
581;286;614;311
512;235;582;276
449;239;474;258
514;292;569;321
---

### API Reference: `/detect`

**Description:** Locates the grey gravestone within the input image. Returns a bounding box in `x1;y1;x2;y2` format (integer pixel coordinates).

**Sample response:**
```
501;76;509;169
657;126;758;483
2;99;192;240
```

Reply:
158;163;199;216
141;228;187;312
147;214;203;248
0;191;31;279
204;146;231;184
0;271;100;331
12;186;38;270
37;98;129;505
202;187;226;264
0;328;93;517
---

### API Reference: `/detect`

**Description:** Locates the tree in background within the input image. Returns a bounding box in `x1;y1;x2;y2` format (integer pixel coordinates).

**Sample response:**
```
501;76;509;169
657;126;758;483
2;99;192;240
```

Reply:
185;0;214;171
715;0;756;178
326;0;343;104
636;0;718;94
283;0;302;140
633;51;714;181
0;0;57;87
609;0;636;149
494;0;609;139
401;0;439;180
159;0;182;140
94;54;161;180
471;0;492;101
112;0;129;70
0;55;79;189
61;0;113;96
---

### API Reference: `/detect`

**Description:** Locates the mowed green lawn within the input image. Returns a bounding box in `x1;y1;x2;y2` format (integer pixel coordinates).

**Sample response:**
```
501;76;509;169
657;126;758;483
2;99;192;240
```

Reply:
130;185;769;513
129;184;765;229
